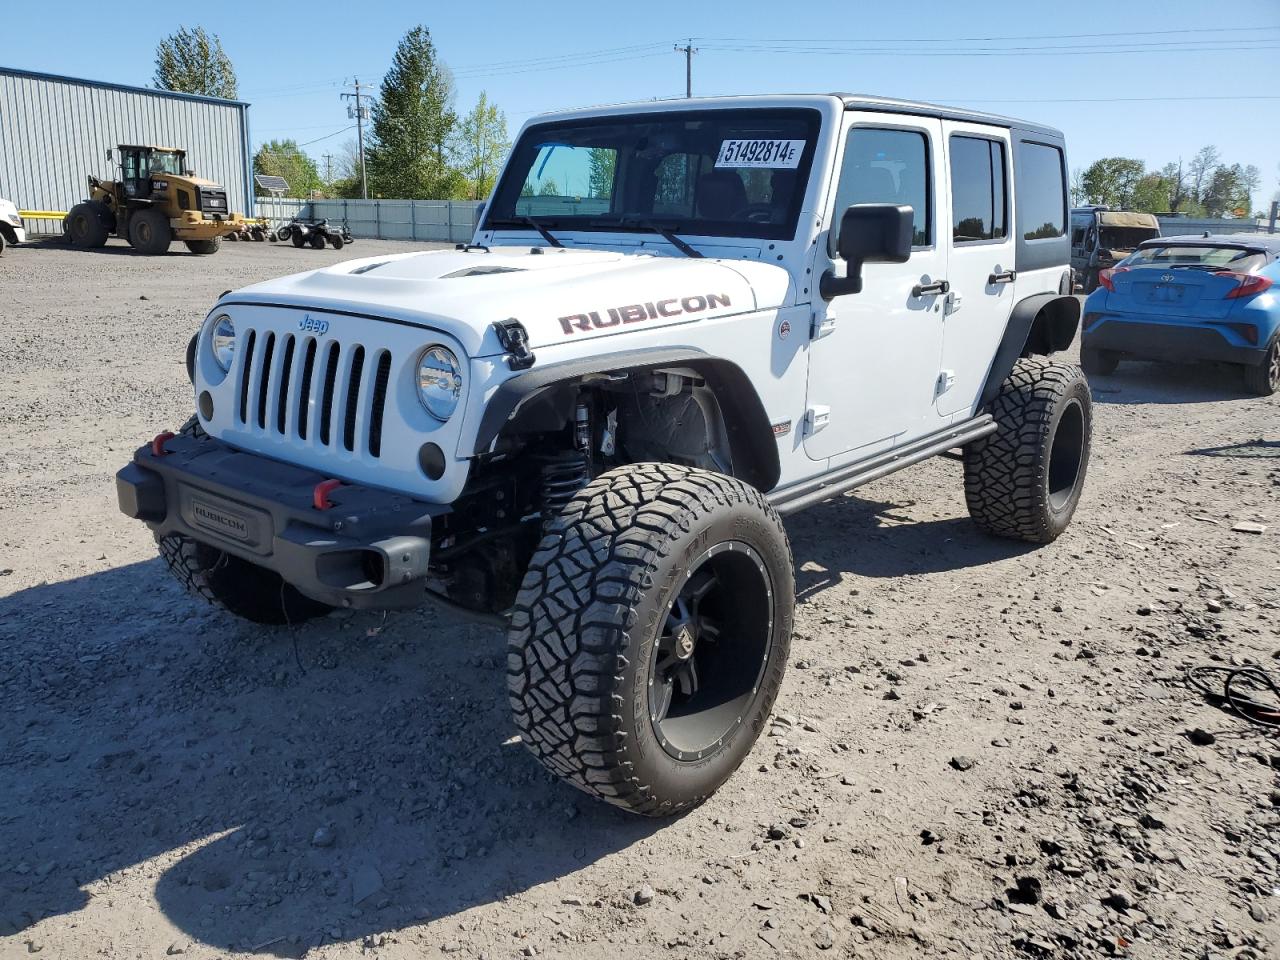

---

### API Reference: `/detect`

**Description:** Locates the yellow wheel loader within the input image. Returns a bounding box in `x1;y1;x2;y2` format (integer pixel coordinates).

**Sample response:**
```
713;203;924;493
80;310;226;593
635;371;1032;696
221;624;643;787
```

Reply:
64;145;246;255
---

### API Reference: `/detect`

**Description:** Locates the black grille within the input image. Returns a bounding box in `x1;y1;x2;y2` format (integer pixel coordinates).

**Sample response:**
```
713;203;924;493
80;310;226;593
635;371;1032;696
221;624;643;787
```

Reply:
235;326;392;456
199;187;228;216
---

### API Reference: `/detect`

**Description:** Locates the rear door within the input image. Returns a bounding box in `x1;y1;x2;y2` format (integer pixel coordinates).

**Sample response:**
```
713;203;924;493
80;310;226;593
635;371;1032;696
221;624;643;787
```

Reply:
804;114;948;461
936;123;1017;418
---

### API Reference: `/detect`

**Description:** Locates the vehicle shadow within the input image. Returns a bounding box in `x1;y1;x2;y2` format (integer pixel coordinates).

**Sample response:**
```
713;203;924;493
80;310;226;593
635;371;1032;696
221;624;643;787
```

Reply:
1088;360;1253;405
1184;438;1280;459
785;492;1037;602
0;559;659;956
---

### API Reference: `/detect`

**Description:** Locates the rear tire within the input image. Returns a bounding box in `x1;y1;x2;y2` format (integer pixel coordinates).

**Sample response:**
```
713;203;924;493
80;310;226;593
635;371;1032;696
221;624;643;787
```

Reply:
964;358;1092;544
66;201;111;248
1243;336;1280;397
291;231;307;248
309;232;326;249
184;238;221;255
157;534;334;625
329;235;345;249
128;208;171;254
1080;346;1119;376
508;463;795;816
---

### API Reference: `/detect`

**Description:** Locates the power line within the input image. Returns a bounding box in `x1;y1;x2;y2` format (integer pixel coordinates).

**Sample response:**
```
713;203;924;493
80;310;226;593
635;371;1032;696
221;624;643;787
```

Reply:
689;26;1280;44
695;41;1280;57
295;125;355;147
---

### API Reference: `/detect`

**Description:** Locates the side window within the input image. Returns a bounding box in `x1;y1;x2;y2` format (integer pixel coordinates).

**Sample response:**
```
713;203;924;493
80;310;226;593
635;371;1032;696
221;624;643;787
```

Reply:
832;127;931;250
950;135;1008;243
1017;142;1067;240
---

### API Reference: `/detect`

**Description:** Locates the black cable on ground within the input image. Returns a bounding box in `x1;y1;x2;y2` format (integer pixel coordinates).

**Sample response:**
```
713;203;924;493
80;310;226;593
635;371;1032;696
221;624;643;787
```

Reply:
1186;664;1280;729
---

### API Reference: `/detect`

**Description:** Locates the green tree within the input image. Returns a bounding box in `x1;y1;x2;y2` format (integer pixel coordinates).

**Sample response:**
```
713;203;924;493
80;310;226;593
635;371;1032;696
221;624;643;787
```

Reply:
1080;157;1145;209
455;92;510;200
252;140;322;199
1202;163;1256;218
153;26;237;99
588;148;618;200
1131;172;1173;214
367;26;459;199
538;178;560;196
1186;145;1221;208
1158;160;1190;213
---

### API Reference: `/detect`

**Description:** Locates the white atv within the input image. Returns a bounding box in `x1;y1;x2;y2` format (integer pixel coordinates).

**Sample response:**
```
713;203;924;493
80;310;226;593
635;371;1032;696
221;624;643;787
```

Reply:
0;197;26;255
118;94;1089;815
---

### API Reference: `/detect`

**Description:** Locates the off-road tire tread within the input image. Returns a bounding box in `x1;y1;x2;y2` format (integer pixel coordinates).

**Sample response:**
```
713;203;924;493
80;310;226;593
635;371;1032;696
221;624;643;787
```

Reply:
963;357;1090;544
507;462;792;817
184;238;221;255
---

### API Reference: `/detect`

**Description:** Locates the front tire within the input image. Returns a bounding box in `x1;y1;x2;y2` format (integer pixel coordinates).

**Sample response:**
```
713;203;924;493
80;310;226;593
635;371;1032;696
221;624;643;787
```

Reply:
1242;336;1279;397
964;358;1092;544
184;238;221;255
309;232;326;249
157;534;333;625
508;463;795;817
128;209;171;254
291;231;307;248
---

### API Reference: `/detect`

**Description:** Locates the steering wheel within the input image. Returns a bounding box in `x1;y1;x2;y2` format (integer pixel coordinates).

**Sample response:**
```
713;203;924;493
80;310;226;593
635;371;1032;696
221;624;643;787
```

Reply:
740;203;776;223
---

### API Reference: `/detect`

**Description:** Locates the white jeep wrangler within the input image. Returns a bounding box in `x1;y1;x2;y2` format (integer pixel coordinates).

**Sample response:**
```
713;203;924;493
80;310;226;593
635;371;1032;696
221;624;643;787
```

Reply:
118;94;1088;815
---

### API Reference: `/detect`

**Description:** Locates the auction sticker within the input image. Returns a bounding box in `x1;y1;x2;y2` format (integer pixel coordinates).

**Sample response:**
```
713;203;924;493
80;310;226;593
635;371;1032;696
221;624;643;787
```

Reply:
715;139;805;169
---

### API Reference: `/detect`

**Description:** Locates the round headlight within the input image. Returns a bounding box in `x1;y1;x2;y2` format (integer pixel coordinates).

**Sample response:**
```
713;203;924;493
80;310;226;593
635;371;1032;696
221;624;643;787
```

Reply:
417;345;462;422
210;315;236;371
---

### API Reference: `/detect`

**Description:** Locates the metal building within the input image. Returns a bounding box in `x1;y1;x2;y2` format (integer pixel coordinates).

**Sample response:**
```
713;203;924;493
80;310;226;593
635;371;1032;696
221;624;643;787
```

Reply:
0;66;251;234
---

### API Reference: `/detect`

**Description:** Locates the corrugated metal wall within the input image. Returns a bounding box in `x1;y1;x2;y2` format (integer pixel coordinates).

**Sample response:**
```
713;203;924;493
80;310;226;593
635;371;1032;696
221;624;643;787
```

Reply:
0;67;251;234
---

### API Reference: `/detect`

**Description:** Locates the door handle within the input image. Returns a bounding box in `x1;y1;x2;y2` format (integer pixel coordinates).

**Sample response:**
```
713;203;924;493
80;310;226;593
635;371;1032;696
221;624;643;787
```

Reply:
912;279;950;298
988;270;1016;285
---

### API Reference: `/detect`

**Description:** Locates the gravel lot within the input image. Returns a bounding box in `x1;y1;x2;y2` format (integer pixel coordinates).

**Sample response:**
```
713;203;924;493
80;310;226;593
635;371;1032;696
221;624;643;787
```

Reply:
1;237;1277;960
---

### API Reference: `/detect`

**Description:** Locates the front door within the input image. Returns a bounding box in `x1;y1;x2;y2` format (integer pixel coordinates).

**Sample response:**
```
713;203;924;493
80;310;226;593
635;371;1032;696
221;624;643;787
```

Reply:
804;116;948;462
935;122;1017;418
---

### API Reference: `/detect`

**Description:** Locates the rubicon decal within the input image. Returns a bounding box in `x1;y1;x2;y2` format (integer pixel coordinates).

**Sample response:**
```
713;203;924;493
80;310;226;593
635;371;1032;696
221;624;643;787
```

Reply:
559;293;732;335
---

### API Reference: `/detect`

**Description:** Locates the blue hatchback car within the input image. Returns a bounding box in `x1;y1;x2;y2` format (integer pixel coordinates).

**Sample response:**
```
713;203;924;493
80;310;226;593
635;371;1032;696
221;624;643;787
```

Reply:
1080;233;1280;395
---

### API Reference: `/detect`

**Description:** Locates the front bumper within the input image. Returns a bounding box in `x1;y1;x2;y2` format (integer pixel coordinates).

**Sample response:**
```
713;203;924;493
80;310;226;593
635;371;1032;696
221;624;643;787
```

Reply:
1082;314;1268;366
116;431;447;609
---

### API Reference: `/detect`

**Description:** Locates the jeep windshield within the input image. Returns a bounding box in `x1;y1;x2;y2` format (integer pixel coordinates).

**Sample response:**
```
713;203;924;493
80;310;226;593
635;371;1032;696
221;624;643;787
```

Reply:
485;108;821;243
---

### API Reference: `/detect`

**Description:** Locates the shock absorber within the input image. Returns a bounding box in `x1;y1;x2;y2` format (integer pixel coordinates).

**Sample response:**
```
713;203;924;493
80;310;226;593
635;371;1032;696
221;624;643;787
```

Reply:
540;398;593;524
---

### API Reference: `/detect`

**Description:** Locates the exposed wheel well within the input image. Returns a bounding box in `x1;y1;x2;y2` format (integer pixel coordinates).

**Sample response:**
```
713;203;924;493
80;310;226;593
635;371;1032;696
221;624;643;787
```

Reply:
480;356;780;492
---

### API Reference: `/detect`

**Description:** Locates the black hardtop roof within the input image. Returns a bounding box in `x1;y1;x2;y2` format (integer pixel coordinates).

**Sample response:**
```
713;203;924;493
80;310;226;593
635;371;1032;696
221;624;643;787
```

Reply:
834;93;1063;139
1143;233;1280;253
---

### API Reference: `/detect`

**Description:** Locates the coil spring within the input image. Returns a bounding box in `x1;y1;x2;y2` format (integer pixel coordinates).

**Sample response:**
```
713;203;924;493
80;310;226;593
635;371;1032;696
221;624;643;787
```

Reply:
540;452;590;524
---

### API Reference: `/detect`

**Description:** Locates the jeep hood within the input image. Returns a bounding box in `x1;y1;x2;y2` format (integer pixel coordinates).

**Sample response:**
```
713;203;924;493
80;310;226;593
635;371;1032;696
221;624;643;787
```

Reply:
228;246;794;357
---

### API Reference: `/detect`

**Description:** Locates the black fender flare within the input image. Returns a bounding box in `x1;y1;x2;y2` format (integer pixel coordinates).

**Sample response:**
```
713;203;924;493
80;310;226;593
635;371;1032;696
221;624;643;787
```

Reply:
472;347;781;492
979;293;1081;407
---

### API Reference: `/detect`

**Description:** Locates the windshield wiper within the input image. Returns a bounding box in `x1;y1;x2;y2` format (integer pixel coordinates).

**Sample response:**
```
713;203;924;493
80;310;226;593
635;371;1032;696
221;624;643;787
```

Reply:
489;215;563;248
621;219;703;258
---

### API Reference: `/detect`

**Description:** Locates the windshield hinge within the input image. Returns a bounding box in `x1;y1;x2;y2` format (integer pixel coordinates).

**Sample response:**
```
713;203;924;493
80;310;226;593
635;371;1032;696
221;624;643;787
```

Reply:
492;318;536;370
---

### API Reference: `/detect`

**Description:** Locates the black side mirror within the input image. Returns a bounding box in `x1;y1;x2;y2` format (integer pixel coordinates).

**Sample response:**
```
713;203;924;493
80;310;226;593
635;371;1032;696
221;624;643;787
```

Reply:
820;203;914;299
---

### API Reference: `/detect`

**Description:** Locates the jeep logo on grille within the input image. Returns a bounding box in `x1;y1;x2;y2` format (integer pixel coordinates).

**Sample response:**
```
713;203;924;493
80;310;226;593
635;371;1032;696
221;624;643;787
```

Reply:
299;315;330;335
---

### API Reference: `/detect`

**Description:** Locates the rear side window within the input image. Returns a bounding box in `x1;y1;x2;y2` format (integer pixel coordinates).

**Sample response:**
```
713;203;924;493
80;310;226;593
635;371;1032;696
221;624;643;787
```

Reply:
832;126;931;249
1018;143;1067;240
950;136;1007;243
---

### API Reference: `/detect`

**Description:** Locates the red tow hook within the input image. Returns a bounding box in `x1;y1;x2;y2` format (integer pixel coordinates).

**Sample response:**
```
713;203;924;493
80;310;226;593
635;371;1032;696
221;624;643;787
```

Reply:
313;478;343;510
151;431;176;456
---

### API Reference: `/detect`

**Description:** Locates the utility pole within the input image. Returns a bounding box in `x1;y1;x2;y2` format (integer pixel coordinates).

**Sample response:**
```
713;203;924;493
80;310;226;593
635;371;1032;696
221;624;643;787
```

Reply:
674;41;697;98
341;78;372;199
321;153;333;185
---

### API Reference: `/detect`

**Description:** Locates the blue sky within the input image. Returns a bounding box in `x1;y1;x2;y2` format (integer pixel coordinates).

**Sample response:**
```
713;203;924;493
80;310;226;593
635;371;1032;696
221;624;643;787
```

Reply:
6;0;1279;208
